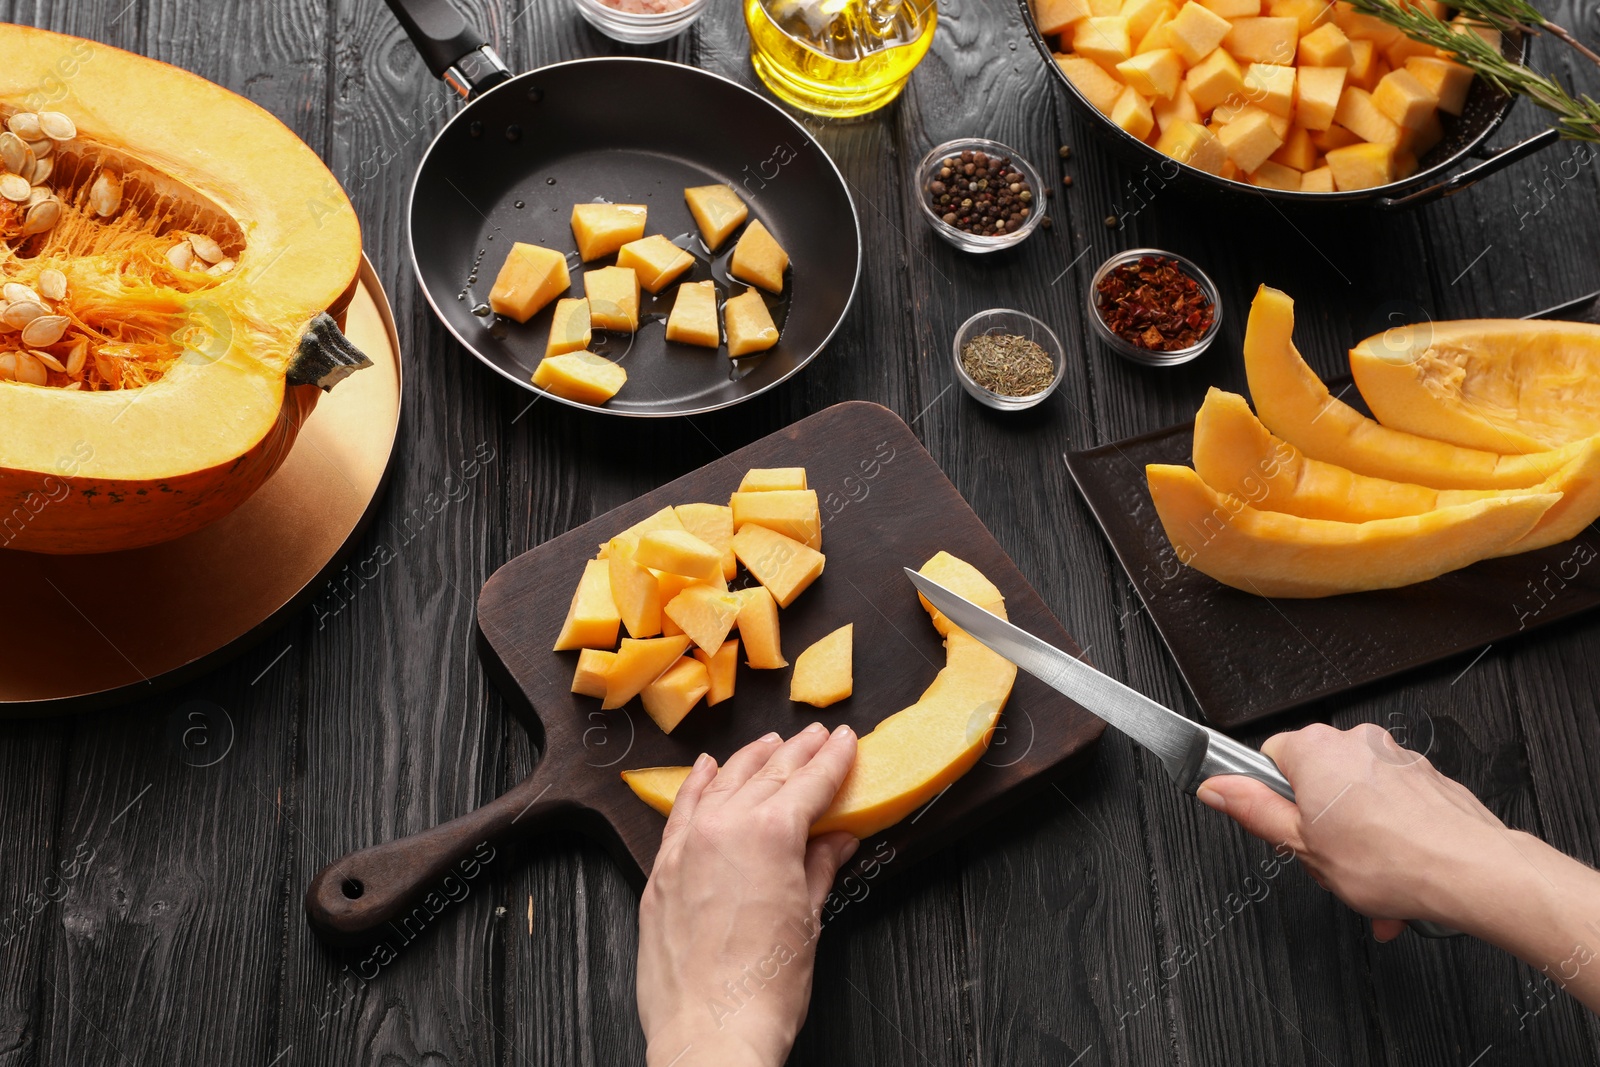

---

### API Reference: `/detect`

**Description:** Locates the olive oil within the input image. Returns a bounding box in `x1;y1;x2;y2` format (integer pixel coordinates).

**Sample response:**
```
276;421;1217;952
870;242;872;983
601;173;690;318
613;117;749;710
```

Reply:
745;0;937;118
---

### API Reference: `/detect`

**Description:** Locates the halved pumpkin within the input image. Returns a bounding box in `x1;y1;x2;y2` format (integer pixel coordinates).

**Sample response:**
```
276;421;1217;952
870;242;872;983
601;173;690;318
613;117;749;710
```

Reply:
0;25;366;554
1243;286;1587;490
1350;318;1600;453
1146;463;1559;597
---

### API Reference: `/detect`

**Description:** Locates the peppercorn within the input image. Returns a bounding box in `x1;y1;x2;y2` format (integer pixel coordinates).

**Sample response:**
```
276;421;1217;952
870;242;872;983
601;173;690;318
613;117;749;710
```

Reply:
1061;175;1072;187
1058;145;1071;159
1103;214;1118;227
925;148;1036;240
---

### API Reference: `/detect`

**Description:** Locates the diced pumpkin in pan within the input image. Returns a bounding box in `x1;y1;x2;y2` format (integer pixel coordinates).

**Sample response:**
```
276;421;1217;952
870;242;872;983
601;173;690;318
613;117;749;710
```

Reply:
1325;141;1395;189
545;298;591;357
635;529;724;582
1155;119;1227;173
790;624;854;708
735;586;787;668
1136;10;1177;52
1371;68;1438;129
1243;63;1296;117
1199;0;1258;18
1297;21;1353;65
665;280;720;348
1165;1;1232;62
609;536;663;638
1268;0;1332;34
570;203;647;261
1337;86;1403;144
1271;126;1319;170
1036;0;1095;34
1117;48;1183;99
675;501;738;580
1218;109;1285;173
584;265;640;332
1301;165;1335;191
664;585;743;655
1338;8;1403;46
532;352;626;405
724;290;780;356
640;656;710;732
1153;86;1202;131
1311;123;1363;150
553;558;621;651
616;234;695;294
1295;65;1346;130
1185;48;1246;112
604;635;692;710
684;184;748;250
733;523;825;608
729;220;789;294
1226;16;1299;63
1405;56;1472;114
694;639;740;705
489;242;569;323
730;489;823;549
1121;0;1171;41
1111;86;1156;139
1250;161;1303;190
1347;39;1381;89
1072;16;1134;66
571;649;617;699
1055;55;1125;115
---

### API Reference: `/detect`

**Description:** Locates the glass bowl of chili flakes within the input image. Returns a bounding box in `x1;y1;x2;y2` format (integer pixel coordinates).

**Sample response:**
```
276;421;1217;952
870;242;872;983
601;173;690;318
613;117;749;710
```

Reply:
1087;249;1222;367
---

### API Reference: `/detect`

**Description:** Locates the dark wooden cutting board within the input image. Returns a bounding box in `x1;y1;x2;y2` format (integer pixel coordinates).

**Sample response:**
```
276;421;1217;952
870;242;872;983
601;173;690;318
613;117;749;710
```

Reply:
306;401;1104;939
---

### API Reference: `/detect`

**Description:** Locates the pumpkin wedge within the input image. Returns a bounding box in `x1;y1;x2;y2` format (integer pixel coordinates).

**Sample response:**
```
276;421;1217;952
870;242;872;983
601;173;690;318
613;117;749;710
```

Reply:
1350;318;1600;453
0;25;367;554
1243;286;1588;490
621;552;1017;838
1146;463;1559;598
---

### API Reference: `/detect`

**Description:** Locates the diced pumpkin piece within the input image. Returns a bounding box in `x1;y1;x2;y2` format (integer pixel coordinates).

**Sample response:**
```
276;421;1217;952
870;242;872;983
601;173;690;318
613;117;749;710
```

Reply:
1199;0;1259;18
1136;8;1176;52
1396;110;1444;157
1123;0;1172;37
584;265;640;332
1297;21;1353;65
1384;34;1441;68
730;488;823;549
665;280;720;348
615;506;688;546
1218;108;1285;172
1347;38;1381;89
1089;0;1122;15
729;220;789;293
1311;123;1362;150
1249;160;1303;189
489;242;570;323
683;184;748;250
1300;164;1335;191
1117;48;1184;99
1153;85;1202;130
616;235;695;294
1337;9;1403;47
572;648;617;699
732;524;825;608
545;298;592;357
1220;159;1242;180
664;584;744;655
1371;68;1437;129
1243;62;1296;116
1056;55;1127;115
1155;119;1227;173
609;536;662;639
635;529;724;581
1325;141;1394;189
739;467;808;492
1268;0;1332;34
655;570;726;608
603;635;691;710
532;352;627;406
1214;99;1288;135
1037;0;1095;33
724;290;780;357
570;203;648;262
735;586;787;668
1226;16;1298;64
790;624;854;708
1450;14;1500;50
1270;125;1319;170
694;639;740;706
675;501;737;580
1165;2;1233;64
1073;16;1134;65
1405;56;1473;114
640;656;710;732
1294;65;1346;129
1111;86;1156;140
1334;86;1400;144
1185;48;1247;112
553;558;622;651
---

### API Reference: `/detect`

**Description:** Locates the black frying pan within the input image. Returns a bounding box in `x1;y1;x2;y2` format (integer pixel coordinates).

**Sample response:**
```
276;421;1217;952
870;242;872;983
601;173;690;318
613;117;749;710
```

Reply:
384;0;862;416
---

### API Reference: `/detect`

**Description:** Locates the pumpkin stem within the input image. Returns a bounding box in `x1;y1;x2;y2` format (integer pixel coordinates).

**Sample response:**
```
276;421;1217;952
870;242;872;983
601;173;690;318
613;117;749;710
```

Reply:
289;312;373;390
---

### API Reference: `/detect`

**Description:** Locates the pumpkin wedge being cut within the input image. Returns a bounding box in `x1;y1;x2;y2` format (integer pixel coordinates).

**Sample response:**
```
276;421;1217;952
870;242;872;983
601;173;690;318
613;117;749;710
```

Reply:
621;551;1017;839
1194;387;1600;554
1350;318;1600;453
0;25;367;554
1243;286;1588;490
1146;463;1560;598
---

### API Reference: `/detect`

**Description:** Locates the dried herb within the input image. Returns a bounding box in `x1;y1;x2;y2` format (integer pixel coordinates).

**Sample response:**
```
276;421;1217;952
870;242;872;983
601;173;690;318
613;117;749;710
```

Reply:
961;332;1055;396
1094;256;1214;352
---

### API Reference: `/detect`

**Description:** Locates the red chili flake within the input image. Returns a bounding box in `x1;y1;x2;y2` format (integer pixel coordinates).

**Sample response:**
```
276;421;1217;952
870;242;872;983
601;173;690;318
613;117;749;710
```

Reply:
1093;255;1215;352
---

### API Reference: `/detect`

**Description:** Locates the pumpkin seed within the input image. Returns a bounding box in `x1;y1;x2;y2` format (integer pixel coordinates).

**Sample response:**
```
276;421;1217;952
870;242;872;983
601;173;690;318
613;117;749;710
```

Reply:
12;350;46;385
27;186;50;207
93;350;119;385
30;348;66;373
166;240;195;272
208;258;236;276
30;157;51;185
6;113;40;140
0;173;30;202
64;338;86;376
37;269;65;302
26;138;50;160
21;315;67;347
0;132;28;175
0;353;13;380
188;232;225;264
21;198;60;236
37;112;75;142
89;171;121;217
3;300;44;328
5;282;40;305
62;380;81;390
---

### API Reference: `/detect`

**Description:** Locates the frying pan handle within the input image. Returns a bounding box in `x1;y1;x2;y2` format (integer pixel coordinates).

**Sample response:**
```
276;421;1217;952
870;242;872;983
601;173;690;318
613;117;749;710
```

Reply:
304;765;573;942
1376;128;1560;210
383;0;511;97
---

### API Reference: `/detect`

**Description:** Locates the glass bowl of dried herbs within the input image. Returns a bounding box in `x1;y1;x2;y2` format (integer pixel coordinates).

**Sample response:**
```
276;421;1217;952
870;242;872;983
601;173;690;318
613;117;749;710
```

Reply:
952;308;1063;411
917;139;1046;253
1086;249;1222;367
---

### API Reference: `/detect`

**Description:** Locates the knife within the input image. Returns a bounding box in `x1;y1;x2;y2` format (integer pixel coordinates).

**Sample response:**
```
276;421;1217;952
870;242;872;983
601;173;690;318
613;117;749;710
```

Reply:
904;569;1458;939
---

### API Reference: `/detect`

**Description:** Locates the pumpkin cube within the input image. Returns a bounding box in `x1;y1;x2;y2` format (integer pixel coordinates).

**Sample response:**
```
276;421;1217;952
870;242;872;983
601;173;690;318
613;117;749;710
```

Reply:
1220;159;1241;180
1294;65;1346;129
1405;56;1473;114
1226;16;1298;64
664;584;743;655
1199;0;1259;18
730;488;823;549
635;529;724;582
1165;2;1233;63
739;467;808;492
1372;67;1437;129
1214;99;1289;136
583;266;640;332
1249;160;1303;189
665;279;720;348
1268;0;1332;34
488;242;569;323
1243;62;1296;116
729;220;789;293
1297;21;1352;65
1271;124;1319;170
1347;39;1381;89
1135;9;1176;52
603;635;691;710
1117;48;1183;99
545;298;591;357
613;506;687;548
790;624;853;708
1121;0;1172;40
683;184;748;250
1335;85;1400;144
571;648;616;699
1073;16;1134;65
1325;140;1395;190
1185;47;1246;112
608;536;662;638
570;203;647;262
1311;122;1362;150
724;290;780;357
1393;148;1419;179
1036;0;1094;34
734;586;786;668
1089;0;1122;15
1450;15;1500;51
732;524;825;608
1155;118;1227;173
1384;35;1440;68
639;656;710;732
553;558;622;651
616;235;695;294
1337;8;1402;46
1396;109;1444;157
1218;107;1285;173
674;501;737;580
531;351;626;406
1056;55;1126;115
1301;164;1335;191
693;639;739;706
1111;86;1156;140
1153;85;1202;131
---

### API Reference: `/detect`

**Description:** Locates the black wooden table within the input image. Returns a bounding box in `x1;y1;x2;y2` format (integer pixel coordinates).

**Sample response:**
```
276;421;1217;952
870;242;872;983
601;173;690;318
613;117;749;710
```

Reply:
4;1;1600;1064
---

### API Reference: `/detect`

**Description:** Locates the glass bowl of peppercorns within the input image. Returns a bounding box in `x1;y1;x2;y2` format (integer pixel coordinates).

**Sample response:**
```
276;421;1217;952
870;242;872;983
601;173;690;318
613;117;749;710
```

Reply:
917;139;1045;253
1087;249;1222;367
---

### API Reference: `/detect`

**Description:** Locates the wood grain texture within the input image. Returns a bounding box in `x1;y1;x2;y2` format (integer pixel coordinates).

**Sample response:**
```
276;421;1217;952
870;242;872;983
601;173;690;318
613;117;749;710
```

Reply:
0;0;1597;1063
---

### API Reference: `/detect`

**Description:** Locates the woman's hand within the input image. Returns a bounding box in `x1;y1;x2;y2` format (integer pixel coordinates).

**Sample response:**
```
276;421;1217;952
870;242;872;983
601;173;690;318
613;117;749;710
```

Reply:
637;723;860;1067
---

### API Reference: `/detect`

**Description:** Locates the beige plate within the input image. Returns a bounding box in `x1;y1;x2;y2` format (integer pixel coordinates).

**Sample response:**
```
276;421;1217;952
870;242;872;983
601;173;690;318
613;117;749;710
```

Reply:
0;255;403;716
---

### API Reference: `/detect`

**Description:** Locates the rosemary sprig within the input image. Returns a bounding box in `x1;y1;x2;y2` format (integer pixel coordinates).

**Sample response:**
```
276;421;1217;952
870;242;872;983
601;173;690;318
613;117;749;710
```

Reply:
1342;0;1600;142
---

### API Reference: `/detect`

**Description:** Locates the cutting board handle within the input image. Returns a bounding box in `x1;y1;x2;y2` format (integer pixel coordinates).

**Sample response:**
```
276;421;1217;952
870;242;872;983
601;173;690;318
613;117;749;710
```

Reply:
304;766;573;941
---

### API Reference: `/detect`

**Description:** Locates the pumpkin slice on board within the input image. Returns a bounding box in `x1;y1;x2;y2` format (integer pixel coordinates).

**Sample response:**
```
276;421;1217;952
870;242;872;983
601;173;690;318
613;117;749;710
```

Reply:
620;551;1017;840
1242;285;1589;490
0;24;368;554
1349;318;1600;453
1145;463;1560;598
